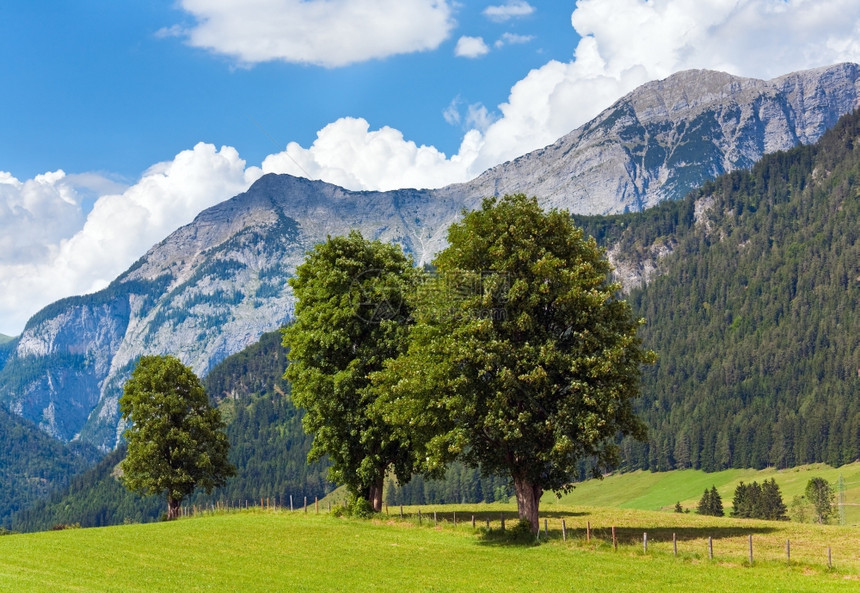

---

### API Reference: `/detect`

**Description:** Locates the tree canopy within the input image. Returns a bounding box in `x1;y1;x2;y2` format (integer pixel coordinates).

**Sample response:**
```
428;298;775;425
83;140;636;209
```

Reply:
283;230;419;511
119;355;234;520
377;194;654;532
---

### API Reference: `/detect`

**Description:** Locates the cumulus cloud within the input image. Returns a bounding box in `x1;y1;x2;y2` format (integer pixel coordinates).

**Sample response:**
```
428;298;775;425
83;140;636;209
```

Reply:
454;36;490;58
175;0;455;67
567;0;860;81
483;1;535;22
0;144;260;335
495;32;534;49
260;117;475;191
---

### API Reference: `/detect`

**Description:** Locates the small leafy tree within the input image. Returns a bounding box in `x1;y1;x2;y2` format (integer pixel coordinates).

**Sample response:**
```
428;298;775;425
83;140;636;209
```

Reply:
120;355;235;520
806;477;835;524
283;231;419;512
789;494;809;523
376;194;655;533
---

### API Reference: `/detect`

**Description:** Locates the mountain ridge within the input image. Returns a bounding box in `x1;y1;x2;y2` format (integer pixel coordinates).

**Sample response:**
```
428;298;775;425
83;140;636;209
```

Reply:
461;62;860;214
1;63;859;451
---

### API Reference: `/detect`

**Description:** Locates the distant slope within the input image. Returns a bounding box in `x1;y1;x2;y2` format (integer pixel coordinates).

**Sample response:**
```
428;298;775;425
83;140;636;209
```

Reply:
0;334;12;345
0;406;97;528
547;463;860;522
575;108;860;473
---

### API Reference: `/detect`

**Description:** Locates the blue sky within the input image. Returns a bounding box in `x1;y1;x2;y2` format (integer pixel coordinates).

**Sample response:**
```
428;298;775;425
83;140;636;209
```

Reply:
2;0;860;335
0;1;576;183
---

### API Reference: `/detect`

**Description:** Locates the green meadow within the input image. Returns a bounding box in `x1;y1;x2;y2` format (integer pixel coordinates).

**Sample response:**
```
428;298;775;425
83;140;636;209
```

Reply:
2;503;858;592
546;462;860;523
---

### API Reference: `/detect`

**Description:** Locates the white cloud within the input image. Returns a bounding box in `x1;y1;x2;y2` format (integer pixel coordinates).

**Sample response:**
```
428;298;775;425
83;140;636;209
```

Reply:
569;0;860;81
454;35;490;58
0;144;260;335
483;1;535;22
442;97;497;132
260;117;475;191
175;0;455;67
495;32;534;48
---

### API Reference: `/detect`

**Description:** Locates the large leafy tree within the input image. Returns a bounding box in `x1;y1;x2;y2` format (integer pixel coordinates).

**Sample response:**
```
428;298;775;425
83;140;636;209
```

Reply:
120;355;234;520
378;194;654;533
283;231;418;512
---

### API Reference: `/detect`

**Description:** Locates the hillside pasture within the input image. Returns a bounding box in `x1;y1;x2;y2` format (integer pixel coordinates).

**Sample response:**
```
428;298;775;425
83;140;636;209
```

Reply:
546;463;860;523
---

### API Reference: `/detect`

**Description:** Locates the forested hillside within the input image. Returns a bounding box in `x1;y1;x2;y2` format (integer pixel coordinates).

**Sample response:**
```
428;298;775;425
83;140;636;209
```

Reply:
576;109;860;473
0;406;97;527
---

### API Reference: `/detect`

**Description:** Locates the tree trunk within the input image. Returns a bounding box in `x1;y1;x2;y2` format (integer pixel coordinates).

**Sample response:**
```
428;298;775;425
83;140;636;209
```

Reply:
513;476;543;534
167;496;181;521
368;475;385;513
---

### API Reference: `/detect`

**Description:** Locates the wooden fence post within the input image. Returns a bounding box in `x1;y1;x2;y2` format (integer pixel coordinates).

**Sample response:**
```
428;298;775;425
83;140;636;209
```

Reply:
472;515;475;529
315;497;319;514
418;509;422;525
400;505;404;519
289;495;293;512
828;547;833;569
544;519;548;538
587;520;591;542
643;532;648;553
562;519;567;541
612;526;617;550
708;537;713;560
434;511;437;526
304;497;308;513
673;532;677;557
786;539;790;563
453;511;457;527
748;534;753;565
500;513;505;531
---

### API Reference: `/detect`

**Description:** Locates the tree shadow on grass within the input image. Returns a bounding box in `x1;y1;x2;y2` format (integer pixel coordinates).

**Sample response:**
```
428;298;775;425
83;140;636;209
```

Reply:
477;523;780;548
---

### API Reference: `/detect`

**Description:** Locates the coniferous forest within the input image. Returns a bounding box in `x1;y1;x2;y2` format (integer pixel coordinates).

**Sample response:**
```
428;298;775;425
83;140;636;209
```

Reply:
576;108;860;473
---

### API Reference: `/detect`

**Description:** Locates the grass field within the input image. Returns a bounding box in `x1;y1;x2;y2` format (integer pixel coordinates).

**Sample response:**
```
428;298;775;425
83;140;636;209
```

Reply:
545;462;860;524
2;504;858;592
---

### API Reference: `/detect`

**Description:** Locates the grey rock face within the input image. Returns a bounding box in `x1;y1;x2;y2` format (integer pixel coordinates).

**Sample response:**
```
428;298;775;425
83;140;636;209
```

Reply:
2;63;859;449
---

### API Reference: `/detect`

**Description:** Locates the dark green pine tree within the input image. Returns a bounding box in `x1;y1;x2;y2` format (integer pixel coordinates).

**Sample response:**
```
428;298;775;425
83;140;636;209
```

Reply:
761;478;788;520
732;482;751;518
748;481;764;519
709;486;724;517
698;485;724;516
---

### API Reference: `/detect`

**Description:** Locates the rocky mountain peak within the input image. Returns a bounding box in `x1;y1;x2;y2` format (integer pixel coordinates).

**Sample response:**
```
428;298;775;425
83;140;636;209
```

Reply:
460;63;860;214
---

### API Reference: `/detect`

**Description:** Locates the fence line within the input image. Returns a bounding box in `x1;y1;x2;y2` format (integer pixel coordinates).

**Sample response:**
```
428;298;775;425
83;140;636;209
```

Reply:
173;500;854;570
